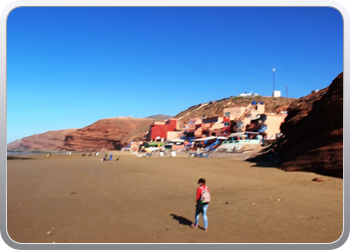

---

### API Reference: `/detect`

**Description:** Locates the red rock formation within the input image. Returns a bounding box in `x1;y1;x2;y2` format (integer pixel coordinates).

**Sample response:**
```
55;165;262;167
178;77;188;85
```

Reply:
57;117;156;151
7;129;78;151
276;72;343;177
7;139;22;150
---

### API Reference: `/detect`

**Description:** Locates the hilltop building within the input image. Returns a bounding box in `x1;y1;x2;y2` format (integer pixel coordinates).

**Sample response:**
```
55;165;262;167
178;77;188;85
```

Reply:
238;91;259;97
272;90;281;97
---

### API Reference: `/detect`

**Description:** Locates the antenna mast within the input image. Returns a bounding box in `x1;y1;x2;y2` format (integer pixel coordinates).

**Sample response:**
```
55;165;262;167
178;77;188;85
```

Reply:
272;68;276;92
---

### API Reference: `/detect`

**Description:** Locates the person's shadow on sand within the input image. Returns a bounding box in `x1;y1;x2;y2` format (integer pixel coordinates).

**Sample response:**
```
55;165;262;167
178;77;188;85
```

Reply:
170;214;193;227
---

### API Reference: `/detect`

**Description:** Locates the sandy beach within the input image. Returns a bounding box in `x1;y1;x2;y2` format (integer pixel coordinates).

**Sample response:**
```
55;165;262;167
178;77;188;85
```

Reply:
7;151;343;244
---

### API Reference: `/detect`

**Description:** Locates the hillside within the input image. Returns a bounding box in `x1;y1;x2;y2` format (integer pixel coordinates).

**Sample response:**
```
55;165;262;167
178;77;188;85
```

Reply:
7;129;78;152
174;96;295;128
7;139;22;150
56;117;156;151
145;114;173;120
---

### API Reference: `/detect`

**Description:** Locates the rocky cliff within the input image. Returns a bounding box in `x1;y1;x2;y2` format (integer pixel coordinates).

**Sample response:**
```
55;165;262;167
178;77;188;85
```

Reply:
248;73;343;178
57;117;156;151
276;72;343;177
7;129;78;151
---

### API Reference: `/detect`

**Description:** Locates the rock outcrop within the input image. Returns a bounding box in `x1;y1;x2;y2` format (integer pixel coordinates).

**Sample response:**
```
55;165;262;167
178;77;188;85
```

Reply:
7;139;22;150
249;73;344;178
57;117;156;151
7;129;78;151
276;72;343;177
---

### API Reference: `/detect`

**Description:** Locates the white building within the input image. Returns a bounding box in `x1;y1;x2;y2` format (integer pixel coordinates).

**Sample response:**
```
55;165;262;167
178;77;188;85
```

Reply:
238;91;259;97
272;90;281;97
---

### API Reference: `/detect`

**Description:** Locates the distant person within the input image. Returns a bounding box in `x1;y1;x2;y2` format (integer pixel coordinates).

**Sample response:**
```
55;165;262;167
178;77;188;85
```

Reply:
109;152;113;160
191;178;210;231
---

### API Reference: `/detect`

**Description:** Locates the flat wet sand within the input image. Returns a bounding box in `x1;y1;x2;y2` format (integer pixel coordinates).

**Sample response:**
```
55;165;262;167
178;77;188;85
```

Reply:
7;151;343;243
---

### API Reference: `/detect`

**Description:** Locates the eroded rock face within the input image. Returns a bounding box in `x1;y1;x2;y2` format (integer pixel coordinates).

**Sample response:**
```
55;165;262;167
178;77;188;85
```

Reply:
7;129;78;151
7;139;22;150
277;72;343;177
57;117;156;151
8;117;157;152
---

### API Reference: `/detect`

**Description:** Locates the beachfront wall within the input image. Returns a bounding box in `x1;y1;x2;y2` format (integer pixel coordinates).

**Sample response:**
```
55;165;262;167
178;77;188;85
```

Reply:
264;113;287;139
147;119;178;141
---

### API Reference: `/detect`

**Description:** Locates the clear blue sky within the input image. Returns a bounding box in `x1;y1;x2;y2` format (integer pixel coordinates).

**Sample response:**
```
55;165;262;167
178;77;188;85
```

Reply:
7;7;343;143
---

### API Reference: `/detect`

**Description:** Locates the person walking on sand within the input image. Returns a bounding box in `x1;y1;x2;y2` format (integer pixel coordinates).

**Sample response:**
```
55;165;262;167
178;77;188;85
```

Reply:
109;152;113;161
191;178;210;231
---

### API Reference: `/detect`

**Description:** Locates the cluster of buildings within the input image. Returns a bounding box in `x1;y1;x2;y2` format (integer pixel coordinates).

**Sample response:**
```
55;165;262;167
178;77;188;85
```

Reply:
144;101;287;144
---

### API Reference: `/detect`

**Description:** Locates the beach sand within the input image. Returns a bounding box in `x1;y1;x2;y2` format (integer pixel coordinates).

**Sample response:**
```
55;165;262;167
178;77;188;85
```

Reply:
7;151;343;243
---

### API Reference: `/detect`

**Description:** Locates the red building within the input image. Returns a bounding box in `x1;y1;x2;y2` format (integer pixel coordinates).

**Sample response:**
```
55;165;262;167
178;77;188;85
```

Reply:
147;119;178;141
